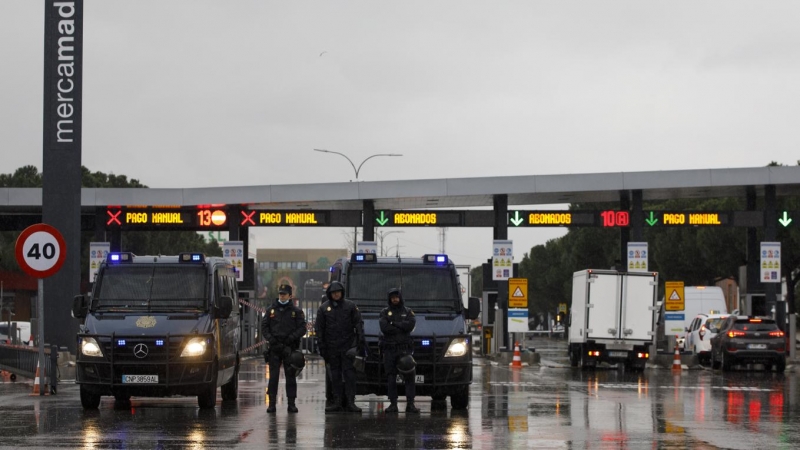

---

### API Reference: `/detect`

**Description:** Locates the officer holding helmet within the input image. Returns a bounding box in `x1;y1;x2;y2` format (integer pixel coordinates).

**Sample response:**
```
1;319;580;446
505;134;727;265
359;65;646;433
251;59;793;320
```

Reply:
379;287;420;414
315;281;365;413
261;284;307;414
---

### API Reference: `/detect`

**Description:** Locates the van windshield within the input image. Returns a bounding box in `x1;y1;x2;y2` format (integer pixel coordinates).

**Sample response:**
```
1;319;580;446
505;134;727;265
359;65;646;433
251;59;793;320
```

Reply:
346;265;460;312
93;265;208;312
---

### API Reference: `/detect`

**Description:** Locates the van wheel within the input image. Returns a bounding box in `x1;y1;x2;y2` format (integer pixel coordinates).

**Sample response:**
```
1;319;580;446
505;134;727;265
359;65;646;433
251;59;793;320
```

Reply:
80;386;101;410
579;346;593;370
450;388;469;410
198;383;217;409
569;347;579;368
221;361;239;401
775;357;786;373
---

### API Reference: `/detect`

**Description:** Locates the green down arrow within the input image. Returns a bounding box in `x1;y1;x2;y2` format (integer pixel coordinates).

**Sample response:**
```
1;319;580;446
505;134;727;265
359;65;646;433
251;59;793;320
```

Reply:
510;211;524;226
645;211;658;226
376;211;389;226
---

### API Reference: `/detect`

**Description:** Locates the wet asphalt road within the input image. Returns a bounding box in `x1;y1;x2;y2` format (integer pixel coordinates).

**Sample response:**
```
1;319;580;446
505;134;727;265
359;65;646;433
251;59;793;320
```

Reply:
1;337;799;449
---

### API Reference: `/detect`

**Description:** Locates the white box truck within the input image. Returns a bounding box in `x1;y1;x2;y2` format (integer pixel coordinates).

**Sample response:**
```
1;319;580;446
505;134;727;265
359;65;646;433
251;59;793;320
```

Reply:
568;269;659;371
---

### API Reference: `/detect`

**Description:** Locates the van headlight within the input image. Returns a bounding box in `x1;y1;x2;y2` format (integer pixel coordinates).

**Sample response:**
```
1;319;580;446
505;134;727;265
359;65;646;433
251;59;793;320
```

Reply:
445;337;469;357
181;338;208;357
81;337;103;357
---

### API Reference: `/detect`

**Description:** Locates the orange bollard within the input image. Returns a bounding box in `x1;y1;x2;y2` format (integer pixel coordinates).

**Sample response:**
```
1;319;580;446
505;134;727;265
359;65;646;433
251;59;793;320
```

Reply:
510;341;523;368
30;361;49;396
671;341;682;372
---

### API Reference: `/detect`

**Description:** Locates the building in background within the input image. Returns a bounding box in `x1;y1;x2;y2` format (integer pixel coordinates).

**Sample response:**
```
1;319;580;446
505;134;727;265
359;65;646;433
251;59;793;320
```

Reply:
255;248;348;301
0;271;36;322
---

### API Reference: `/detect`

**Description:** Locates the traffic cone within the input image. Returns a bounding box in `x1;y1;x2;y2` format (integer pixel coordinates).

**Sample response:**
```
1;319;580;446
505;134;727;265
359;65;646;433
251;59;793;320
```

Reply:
30;360;48;396
510;341;523;368
671;341;682;372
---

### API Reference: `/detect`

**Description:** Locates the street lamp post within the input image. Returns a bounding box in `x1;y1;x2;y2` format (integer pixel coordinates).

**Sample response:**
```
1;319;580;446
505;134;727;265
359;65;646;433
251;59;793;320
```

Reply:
313;149;403;252
377;230;404;256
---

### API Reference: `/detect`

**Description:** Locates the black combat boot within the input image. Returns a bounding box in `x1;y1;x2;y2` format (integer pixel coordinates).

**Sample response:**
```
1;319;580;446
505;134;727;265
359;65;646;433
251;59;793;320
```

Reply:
287;397;298;413
267;395;277;413
325;396;343;413
405;399;420;414
385;401;398;413
344;397;362;413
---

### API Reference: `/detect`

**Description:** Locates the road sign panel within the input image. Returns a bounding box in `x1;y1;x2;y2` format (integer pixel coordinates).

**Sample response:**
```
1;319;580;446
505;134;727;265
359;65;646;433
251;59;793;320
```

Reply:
664;281;684;311
508;278;528;308
15;223;66;278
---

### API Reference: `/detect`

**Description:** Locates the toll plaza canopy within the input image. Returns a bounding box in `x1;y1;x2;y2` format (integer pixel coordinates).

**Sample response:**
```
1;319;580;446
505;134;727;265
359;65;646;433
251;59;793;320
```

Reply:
2;166;800;213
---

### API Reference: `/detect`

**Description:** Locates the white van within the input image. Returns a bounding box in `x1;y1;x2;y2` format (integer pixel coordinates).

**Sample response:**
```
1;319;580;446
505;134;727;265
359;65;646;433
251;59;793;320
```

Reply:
0;321;33;346
672;287;728;349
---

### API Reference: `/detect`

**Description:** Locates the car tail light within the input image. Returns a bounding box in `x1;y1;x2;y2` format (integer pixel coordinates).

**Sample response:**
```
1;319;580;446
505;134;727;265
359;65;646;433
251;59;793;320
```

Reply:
728;331;746;338
769;331;785;337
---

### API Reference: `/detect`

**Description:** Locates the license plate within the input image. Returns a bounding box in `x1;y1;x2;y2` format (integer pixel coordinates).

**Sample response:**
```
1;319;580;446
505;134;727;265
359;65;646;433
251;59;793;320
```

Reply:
747;344;767;350
609;351;627;358
396;375;424;384
122;375;158;384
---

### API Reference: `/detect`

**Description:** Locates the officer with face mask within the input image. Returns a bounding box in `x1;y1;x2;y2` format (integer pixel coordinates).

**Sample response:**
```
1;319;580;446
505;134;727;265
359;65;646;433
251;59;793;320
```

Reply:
261;284;307;413
315;281;365;413
380;287;420;414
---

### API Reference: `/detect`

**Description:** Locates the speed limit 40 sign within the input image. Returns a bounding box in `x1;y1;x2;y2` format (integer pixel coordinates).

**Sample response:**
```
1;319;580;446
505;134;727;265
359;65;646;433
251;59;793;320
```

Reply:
15;223;66;278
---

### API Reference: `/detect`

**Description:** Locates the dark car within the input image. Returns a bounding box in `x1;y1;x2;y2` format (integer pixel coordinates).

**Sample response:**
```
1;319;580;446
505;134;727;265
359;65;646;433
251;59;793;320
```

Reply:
709;316;786;372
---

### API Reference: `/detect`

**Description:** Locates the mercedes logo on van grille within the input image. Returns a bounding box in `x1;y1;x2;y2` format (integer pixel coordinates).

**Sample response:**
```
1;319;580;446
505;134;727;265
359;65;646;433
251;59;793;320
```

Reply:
133;343;149;359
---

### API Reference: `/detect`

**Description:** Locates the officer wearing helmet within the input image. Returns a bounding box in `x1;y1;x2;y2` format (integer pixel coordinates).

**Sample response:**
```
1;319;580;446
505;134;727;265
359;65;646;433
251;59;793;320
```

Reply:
315;280;366;413
379;287;420;414
261;284;307;414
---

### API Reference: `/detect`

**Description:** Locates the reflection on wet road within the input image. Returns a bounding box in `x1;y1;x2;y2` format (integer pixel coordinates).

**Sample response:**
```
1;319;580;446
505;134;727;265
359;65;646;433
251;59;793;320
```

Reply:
0;339;798;449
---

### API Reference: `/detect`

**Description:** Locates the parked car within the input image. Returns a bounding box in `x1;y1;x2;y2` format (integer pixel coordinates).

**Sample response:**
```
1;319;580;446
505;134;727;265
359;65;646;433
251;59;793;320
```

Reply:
685;313;728;364
710;316;786;372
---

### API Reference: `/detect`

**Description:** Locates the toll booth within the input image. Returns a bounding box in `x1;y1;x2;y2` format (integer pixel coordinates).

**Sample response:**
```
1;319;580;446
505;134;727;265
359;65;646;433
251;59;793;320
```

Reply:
238;290;259;354
481;291;504;355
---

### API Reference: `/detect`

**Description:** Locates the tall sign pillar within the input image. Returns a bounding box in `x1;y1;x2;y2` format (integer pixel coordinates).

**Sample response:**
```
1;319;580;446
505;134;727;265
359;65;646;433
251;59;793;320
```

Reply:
42;0;84;353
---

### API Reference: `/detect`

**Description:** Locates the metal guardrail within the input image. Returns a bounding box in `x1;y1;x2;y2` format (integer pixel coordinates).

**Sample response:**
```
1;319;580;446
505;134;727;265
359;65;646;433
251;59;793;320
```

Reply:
0;343;58;393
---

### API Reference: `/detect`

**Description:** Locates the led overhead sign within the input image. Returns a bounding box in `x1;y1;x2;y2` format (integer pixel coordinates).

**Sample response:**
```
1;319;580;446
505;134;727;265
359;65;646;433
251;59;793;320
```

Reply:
375;211;463;227
106;207;227;229
508;211;628;227
644;211;730;227
245;211;328;226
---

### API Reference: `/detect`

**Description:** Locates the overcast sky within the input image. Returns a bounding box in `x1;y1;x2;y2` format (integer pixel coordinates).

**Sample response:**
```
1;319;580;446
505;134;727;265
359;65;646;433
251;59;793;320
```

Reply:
2;1;800;270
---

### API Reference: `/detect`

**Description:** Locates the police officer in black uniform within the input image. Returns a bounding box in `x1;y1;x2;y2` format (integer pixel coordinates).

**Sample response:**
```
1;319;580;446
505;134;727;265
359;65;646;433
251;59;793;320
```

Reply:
315;281;365;413
379;287;420;414
262;284;307;413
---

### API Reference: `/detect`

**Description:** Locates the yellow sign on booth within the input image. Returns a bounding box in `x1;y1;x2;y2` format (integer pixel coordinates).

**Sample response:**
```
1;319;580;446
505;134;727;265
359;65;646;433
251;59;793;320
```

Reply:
665;281;685;311
508;278;528;308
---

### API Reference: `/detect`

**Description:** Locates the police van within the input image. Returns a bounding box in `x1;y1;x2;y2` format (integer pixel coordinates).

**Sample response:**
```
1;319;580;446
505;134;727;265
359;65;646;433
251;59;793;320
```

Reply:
72;252;240;409
328;253;480;409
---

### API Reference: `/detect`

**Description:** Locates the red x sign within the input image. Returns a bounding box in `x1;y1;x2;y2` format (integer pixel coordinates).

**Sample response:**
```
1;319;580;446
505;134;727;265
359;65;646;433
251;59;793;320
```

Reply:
107;209;122;226
240;210;256;226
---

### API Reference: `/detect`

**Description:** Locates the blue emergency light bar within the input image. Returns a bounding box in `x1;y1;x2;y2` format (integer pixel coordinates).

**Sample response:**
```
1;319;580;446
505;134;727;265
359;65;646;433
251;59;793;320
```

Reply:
423;254;448;265
107;252;133;263
350;253;377;263
179;253;205;263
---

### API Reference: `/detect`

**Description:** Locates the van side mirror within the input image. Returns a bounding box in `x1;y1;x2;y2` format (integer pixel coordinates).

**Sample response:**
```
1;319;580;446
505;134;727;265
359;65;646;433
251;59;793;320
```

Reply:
466;297;481;321
216;296;234;319
72;295;88;319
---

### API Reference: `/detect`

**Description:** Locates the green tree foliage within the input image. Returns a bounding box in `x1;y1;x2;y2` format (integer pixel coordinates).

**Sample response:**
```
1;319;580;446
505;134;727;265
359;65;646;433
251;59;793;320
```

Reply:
0;166;222;286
